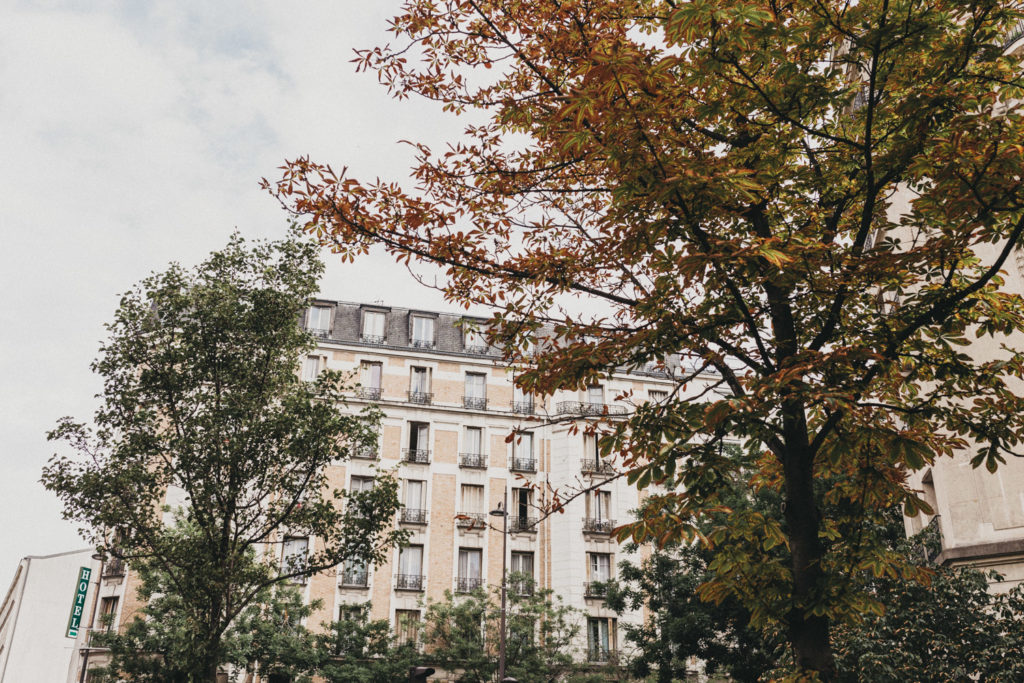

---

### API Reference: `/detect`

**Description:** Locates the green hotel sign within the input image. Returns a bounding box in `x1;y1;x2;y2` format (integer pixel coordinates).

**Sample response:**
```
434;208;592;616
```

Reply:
65;566;92;639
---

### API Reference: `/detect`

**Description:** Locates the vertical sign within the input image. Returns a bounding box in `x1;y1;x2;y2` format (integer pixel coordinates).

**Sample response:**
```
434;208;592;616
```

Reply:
66;566;92;639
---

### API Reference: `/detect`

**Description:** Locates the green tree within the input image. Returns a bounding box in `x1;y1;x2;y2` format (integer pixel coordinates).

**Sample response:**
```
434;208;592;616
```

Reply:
422;574;583;683
270;1;1024;676
43;229;405;681
313;603;420;683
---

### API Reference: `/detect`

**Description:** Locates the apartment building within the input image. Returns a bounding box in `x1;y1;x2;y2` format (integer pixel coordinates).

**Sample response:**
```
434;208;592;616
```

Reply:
295;299;680;663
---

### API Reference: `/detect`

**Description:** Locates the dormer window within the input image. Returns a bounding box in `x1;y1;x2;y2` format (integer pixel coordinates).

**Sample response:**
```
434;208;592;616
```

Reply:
362;310;386;344
307;306;332;336
464;324;488;354
411;315;435;349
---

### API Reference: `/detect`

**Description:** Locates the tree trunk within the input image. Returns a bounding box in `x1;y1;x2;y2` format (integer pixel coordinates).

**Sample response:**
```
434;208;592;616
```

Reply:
782;435;836;680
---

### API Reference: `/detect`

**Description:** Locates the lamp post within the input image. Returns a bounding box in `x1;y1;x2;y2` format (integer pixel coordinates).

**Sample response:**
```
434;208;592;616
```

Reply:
489;491;509;682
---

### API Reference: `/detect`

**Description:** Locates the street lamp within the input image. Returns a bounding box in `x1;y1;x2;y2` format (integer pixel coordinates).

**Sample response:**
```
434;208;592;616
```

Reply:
489;491;509;682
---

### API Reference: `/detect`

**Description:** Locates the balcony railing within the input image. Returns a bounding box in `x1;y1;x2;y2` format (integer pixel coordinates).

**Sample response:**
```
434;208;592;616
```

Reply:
511;580;535;596
556;401;628;417
581;459;615;475
509;516;538;533
456;512;486;529
395;573;425;591
459;452;487;469
361;334;386;345
402;448;431;464
462;396;488;410
400;508;429;525
510;457;537;473
102;557;125;579
584;581;609;598
411;339;435;349
309;327;331;339
456;576;484;593
340;570;369;588
407;391;433;405
583;518;615;535
510;400;535;414
357;386;382;400
587;646;612;663
353;444;378;460
464;344;490;355
1005;18;1024;49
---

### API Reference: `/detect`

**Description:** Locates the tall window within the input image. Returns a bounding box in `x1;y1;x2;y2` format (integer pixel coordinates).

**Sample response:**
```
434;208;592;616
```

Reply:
396;609;421;646
587;618;614;660
587;385;604;405
99;596;120;632
307;305;332;334
461;484;484;514
397;546;424;589
302;355;321;382
350;475;374;493
408;422;430;452
360;361;382;397
341;557;368;587
464;427;483;454
587;490;611;521
410;367;431;403
457;548;483;591
362;310;386;342
513;385;534;413
512;487;533;531
511;551;534;594
516;432;533;460
411;315;435;347
281;536;309;583
464;325;486;351
405;479;426;510
464;373;487;408
588;552;612;582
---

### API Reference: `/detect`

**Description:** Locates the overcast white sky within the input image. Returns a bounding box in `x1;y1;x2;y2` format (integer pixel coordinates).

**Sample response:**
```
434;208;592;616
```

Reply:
0;0;463;589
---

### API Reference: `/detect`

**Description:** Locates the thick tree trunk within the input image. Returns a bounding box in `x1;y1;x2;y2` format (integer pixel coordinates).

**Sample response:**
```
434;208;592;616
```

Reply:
782;435;836;680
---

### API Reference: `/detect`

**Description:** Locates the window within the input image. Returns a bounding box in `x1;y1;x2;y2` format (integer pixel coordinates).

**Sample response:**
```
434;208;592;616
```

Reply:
350;475;375;493
396;609;421;646
510;551;534;595
464;427;483;454
587;385;604;406
409;367;431;403
457;548;483;592
397;546;424;590
464;373;487;409
359;361;383;399
461;484;484;514
587;617;615;661
648;390;668;403
302;355;321;382
411;315;435;348
510;487;535;531
341;557;368;587
99;596;119;632
362;310;386;343
511;432;536;472
402;479;428;524
464;325;487;352
281;536;309;583
307;305;332;334
348;476;375;518
512;385;534;413
588;552;612;582
587;490;611;521
406;422;430;463
339;604;365;622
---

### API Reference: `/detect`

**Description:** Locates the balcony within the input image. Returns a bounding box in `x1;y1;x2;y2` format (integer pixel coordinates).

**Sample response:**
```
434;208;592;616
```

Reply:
584;581;609;599
511;580;535;596
510;457;537;473
361;334;386;345
411;339;435;349
339;570;369;588
400;508;429;525
581;459;615;476
395;573;425;591
456;512;486;529
102;557;125;579
509;516;538;533
309;327;331;339
510;400;535;415
587;646;612;663
357;386;382;400
583;518;615;535
407;391;433;405
1005;18;1024;49
353;444;378;460
455;576;484;593
402;448;431;464
459;452;487;469
556;401;628;417
462;396;488;410
464;344;490;355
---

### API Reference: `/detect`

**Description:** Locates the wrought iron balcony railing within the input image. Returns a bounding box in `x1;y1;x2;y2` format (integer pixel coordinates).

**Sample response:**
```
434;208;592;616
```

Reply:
402;448;431;464
357;386;382;400
584;581;609;598
464;344;490;355
582;518;615;535
400;508;429;525
456;512;486;529
353;444;378;460
459;452;487;469
510;400;535;415
510;457;537;473
407;391;433;405
456;576;484;593
462;396;488;410
511;580;535;596
340;570;369;588
580;459;615;475
587;646;612;663
509;516;538;533
360;334;386;345
411;339;435;349
309;327;331;338
102;557;125;578
395;573;425;591
556;401;628;417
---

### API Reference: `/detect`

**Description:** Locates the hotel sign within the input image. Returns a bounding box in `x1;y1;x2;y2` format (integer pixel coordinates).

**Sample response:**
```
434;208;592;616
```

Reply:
65;566;92;638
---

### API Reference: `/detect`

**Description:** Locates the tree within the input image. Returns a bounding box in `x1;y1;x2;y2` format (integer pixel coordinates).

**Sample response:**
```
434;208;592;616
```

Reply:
313;604;420;683
269;1;1024;677
42;229;405;681
421;574;583;682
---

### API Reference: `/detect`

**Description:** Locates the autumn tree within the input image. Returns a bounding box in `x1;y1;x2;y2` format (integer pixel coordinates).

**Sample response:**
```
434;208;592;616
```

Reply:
269;1;1024;678
43;230;405;681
